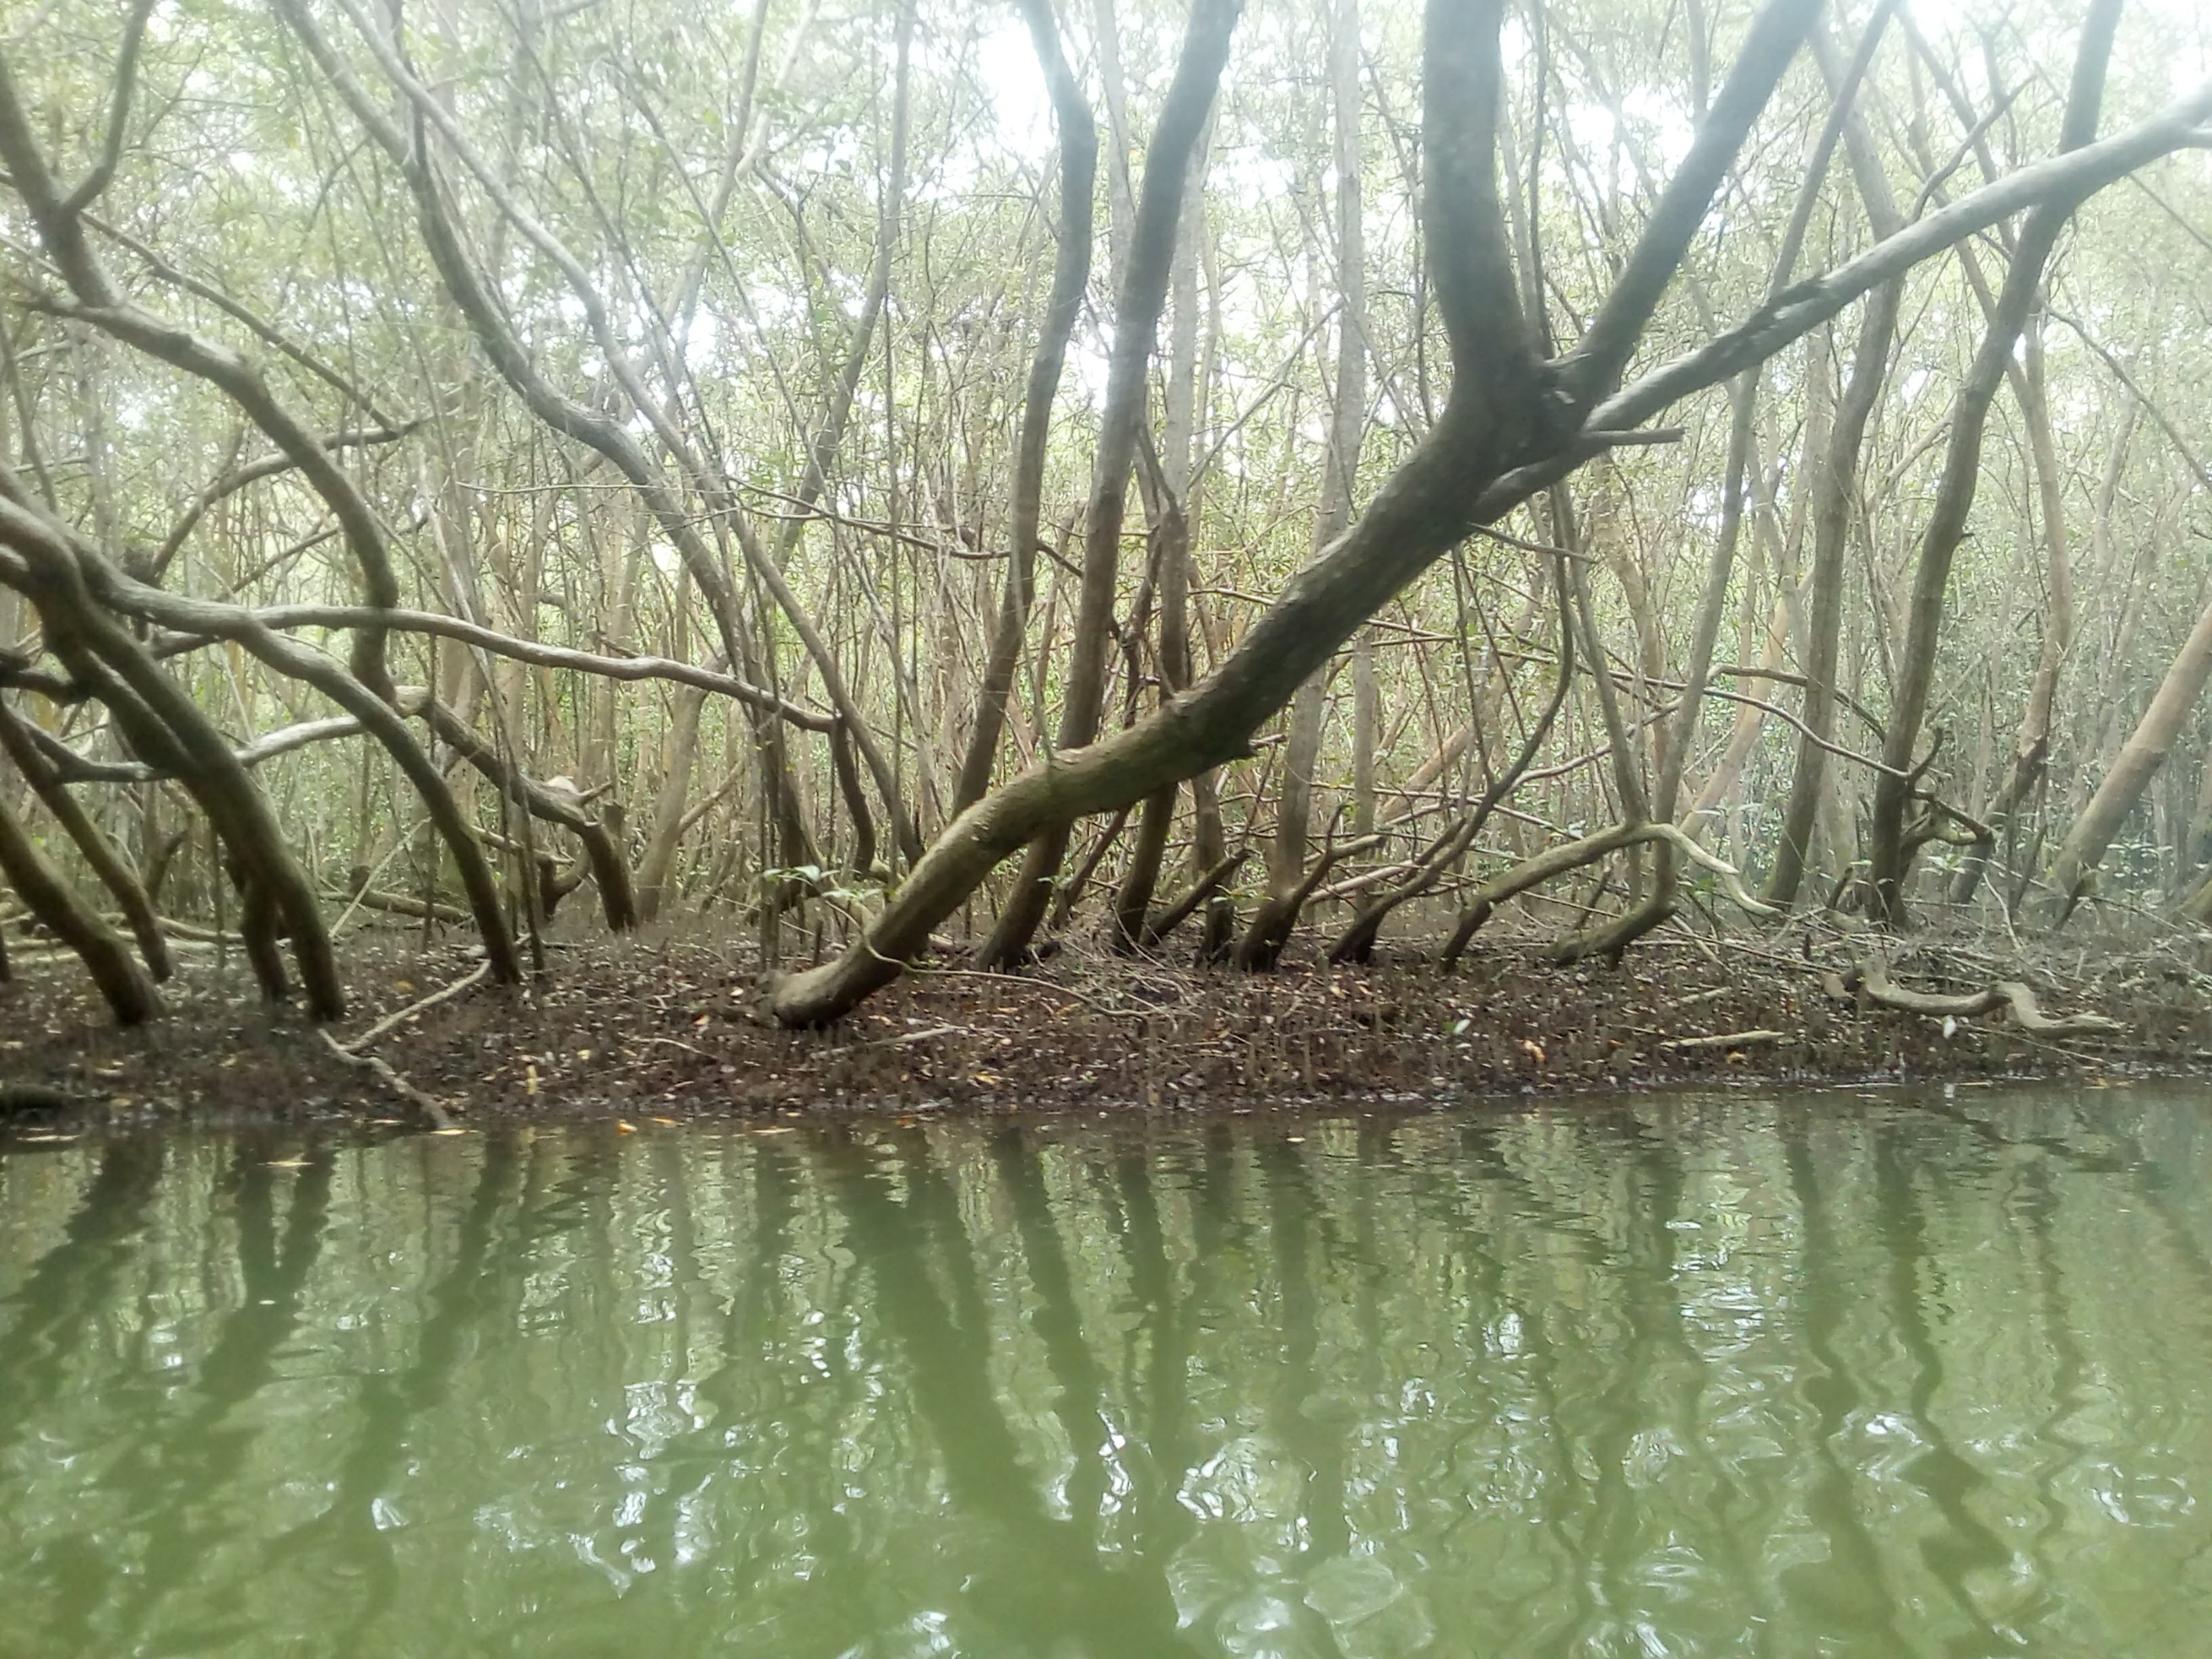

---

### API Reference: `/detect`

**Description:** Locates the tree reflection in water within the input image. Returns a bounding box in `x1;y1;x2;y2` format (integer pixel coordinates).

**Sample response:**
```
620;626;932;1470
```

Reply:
3;1089;2211;1657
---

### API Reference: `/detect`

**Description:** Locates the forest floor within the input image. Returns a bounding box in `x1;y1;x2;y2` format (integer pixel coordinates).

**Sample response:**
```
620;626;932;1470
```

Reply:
5;912;2212;1136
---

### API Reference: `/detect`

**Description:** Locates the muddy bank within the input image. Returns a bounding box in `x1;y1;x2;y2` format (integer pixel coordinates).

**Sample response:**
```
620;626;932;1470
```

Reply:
3;922;2209;1133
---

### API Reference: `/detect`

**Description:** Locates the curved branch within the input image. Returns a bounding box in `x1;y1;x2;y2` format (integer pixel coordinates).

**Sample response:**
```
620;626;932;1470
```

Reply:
160;605;835;730
0;485;343;1013
151;423;415;580
23;710;386;785
1;480;522;986
0;788;159;1023
1441;819;1773;967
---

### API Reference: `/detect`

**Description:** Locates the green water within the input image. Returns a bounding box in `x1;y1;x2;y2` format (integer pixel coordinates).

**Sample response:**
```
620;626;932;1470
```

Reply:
2;1088;2210;1657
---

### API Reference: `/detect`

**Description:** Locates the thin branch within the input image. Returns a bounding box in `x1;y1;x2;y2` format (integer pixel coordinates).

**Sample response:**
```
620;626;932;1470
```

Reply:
60;0;158;216
166;604;836;731
1561;0;1824;403
1547;73;2212;453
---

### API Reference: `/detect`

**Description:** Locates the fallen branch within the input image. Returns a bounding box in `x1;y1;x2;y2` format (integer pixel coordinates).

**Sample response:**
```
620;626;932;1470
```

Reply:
318;1028;453;1129
1660;1028;1784;1050
1669;985;1731;1008
144;916;237;943
337;962;491;1054
817;1022;963;1060
328;885;470;925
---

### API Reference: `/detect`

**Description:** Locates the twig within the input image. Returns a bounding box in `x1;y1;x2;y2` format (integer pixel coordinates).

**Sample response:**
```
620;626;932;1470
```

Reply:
637;1035;714;1060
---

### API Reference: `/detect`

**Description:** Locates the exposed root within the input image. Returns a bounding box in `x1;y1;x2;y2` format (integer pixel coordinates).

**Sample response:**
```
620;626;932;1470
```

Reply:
1993;980;2125;1036
1446;821;1776;968
1827;958;2124;1039
1856;958;2003;1018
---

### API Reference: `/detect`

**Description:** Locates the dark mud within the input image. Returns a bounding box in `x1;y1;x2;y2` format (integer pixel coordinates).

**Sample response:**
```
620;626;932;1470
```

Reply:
5;918;2209;1136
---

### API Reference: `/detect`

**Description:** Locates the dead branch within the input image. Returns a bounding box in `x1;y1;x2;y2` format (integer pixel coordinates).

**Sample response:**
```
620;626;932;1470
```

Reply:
337;962;492;1055
317;1028;453;1129
1660;1029;1784;1050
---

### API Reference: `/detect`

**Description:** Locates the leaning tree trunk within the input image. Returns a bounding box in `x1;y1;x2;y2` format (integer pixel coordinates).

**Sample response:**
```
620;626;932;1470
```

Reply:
764;0;2211;1027
0;787;160;1025
769;0;1837;1023
0;699;172;980
0;35;524;994
2042;583;2212;924
0;485;349;1016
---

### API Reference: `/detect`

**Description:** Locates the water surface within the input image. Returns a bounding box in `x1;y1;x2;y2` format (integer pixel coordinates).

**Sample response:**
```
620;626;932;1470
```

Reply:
3;1086;2210;1656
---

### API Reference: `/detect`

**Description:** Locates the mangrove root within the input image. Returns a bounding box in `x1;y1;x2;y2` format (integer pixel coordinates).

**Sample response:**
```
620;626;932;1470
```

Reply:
1825;958;2124;1038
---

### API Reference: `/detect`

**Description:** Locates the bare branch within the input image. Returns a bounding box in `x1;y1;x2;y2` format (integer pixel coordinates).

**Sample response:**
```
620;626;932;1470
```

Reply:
1569;75;2212;441
157;605;836;731
59;0;158;216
